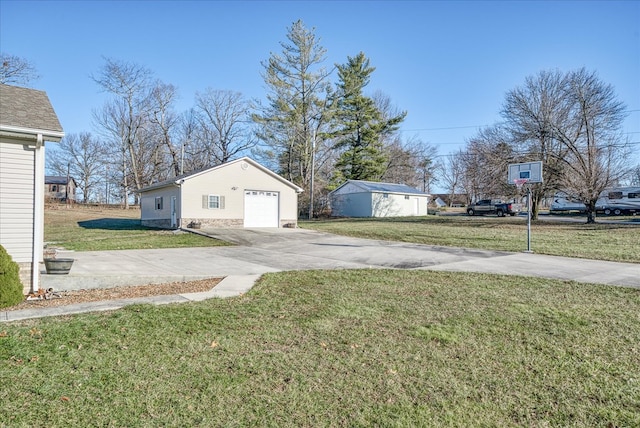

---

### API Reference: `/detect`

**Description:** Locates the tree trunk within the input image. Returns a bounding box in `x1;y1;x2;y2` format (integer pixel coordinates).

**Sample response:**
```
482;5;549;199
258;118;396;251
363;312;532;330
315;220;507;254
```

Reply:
586;201;597;224
530;192;541;220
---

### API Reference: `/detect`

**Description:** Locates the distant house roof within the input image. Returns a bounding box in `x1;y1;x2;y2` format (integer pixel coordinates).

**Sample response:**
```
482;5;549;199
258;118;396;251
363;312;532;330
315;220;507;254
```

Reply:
0;84;64;141
45;175;77;186
331;180;430;196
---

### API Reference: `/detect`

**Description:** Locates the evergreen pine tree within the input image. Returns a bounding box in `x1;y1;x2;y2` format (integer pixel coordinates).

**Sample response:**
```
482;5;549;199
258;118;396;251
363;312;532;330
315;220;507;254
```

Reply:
332;52;406;183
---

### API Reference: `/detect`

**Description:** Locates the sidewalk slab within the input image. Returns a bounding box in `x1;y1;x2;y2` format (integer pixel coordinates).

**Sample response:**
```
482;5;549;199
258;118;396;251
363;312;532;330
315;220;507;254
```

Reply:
1;275;261;322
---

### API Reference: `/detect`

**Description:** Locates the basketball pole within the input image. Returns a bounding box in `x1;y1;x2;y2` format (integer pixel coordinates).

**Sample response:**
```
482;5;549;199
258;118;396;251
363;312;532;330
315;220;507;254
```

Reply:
509;161;542;254
526;184;532;253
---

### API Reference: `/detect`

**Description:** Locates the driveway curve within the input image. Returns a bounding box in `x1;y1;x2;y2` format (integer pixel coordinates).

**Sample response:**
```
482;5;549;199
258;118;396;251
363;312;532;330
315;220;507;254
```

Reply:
42;227;639;291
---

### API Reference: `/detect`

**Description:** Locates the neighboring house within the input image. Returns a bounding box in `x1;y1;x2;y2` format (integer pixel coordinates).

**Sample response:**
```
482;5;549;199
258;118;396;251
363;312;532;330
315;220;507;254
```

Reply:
45;175;77;202
434;197;447;208
433;193;469;207
0;84;64;294
330;180;431;218
138;157;303;229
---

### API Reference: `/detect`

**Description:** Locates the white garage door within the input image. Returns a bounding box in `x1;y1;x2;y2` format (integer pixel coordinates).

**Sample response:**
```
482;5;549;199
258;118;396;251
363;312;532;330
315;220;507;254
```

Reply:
244;190;279;227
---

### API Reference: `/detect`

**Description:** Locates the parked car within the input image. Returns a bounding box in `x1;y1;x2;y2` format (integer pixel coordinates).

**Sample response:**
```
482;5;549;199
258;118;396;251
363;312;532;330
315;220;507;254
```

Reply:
467;199;521;217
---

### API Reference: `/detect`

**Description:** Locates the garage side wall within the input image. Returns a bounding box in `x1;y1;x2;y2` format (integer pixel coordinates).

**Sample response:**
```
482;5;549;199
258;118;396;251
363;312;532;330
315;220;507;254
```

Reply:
372;194;429;217
140;186;180;228
330;192;373;217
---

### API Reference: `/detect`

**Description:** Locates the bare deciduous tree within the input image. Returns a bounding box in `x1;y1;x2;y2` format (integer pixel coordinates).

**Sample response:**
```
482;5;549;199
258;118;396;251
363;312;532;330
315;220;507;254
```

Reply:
0;53;39;86
551;68;630;223
470;68;630;223
194;89;256;166
438;151;466;207
373;92;435;191
463;126;517;205
92;58;154;207
382;135;438;192
47;133;107;203
149;82;181;178
502;69;571;219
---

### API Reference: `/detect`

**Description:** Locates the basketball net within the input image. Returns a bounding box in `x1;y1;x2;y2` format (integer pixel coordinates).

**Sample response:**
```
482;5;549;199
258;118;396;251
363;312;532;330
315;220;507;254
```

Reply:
514;178;529;191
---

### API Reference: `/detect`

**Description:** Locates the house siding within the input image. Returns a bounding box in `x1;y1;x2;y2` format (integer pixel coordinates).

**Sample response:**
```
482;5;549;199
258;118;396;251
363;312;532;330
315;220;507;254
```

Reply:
140;186;181;227
1;84;64;294
330;181;430;218
371;193;427;217
331;192;372;217
0;139;36;292
182;160;298;226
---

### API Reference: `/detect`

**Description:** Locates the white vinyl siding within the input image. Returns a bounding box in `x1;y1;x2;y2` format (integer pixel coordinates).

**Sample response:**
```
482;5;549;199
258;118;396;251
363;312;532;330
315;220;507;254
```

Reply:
0;141;35;262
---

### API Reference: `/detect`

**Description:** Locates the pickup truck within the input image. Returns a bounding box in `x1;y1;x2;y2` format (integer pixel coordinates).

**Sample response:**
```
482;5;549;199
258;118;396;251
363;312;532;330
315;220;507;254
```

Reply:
466;199;521;217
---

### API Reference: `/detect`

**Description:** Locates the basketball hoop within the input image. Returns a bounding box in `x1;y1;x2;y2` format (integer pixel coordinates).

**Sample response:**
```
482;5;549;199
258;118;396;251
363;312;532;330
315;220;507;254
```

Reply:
514;178;529;191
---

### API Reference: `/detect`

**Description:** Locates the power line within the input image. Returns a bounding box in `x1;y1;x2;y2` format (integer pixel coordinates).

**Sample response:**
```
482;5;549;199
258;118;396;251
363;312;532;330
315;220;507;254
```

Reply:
400;125;488;132
400;125;639;135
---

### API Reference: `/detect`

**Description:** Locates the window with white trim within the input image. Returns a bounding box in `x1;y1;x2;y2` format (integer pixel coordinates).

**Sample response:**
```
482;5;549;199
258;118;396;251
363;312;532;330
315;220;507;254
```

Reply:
208;195;220;209
155;197;163;210
202;194;225;209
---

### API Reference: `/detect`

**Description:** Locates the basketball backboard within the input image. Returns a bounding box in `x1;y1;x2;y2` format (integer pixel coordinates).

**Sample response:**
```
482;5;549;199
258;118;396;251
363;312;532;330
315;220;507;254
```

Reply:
508;161;543;184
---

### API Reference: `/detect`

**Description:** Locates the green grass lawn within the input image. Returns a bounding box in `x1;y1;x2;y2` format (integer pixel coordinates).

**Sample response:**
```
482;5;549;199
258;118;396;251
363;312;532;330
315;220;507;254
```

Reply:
300;216;640;263
44;206;228;251
2;270;639;426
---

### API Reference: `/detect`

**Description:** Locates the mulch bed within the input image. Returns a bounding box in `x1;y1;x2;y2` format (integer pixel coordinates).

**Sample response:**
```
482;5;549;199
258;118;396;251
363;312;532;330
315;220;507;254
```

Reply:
2;278;223;312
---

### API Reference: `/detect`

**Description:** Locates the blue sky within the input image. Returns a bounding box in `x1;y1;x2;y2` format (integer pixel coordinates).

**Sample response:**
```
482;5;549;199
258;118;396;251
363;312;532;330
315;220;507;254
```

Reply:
2;0;639;171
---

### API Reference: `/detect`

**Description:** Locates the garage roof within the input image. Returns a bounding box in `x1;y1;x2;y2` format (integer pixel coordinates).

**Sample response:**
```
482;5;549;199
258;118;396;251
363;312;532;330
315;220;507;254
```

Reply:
138;157;304;193
331;180;430;196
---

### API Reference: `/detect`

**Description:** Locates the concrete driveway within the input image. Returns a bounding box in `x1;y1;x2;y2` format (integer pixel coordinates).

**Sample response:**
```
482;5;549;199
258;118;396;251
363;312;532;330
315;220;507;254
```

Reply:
42;227;640;291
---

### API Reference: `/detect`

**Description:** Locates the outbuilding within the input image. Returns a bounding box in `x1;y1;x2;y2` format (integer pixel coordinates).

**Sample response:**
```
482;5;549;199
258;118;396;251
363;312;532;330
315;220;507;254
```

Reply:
329;180;431;218
0;84;64;294
45;175;78;202
139;157;303;229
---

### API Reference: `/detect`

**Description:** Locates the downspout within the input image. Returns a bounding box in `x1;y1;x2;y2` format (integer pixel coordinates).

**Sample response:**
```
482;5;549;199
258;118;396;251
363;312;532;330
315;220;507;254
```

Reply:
177;179;183;229
31;134;45;293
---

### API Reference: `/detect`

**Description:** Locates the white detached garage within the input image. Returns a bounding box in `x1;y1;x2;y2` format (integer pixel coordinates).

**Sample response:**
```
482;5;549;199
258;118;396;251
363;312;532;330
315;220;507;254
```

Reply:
330;180;431;218
139;157;303;229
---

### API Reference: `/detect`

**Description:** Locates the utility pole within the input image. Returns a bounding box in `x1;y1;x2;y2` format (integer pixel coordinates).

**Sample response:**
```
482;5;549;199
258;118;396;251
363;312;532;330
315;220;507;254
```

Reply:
308;128;316;220
66;162;70;206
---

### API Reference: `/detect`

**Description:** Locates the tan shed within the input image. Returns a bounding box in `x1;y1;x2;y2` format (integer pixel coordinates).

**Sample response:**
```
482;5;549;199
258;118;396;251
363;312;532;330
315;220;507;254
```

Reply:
138;157;303;229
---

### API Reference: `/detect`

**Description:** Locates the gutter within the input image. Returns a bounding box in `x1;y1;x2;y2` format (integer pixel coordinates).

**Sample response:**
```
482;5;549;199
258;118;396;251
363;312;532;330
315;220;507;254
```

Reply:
0;124;64;142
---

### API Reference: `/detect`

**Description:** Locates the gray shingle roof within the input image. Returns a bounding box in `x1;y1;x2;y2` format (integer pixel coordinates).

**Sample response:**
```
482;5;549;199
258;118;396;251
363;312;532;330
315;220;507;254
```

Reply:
45;175;76;186
0;84;63;133
342;180;429;195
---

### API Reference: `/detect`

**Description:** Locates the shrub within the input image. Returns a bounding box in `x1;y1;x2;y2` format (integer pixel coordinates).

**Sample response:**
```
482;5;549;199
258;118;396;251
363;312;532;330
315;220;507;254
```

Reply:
0;245;24;308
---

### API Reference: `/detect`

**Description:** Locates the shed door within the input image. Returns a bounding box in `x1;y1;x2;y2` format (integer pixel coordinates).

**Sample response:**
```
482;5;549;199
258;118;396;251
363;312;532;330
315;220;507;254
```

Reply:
244;191;279;227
